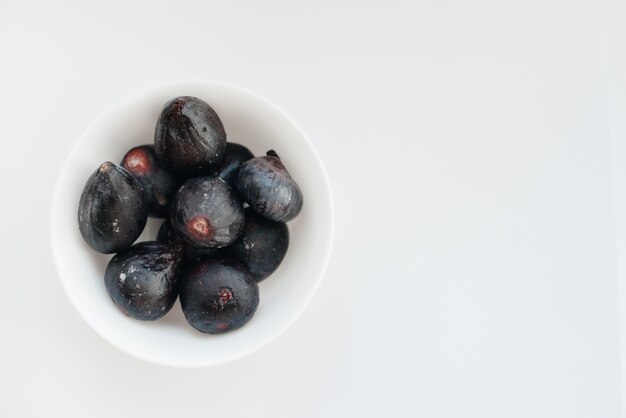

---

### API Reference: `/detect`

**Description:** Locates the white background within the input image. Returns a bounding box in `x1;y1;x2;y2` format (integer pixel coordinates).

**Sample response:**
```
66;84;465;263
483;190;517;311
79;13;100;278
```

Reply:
0;0;623;417
608;0;626;414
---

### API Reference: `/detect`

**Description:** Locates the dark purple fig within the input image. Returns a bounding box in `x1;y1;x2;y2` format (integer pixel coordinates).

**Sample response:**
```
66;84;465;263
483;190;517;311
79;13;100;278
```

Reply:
154;96;227;178
225;208;289;282
157;219;216;262
78;162;148;254
104;241;183;321
180;258;259;334
170;177;244;248
157;218;179;244
235;150;303;222
184;245;218;263
217;142;254;187
121;144;179;218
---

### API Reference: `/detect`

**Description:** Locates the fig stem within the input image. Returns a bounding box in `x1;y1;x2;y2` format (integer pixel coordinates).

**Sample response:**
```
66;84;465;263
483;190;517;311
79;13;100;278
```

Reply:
266;150;280;158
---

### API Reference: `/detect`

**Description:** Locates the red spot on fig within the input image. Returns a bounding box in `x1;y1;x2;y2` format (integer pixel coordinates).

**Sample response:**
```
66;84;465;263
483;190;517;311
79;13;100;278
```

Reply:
216;322;230;331
218;287;233;304
187;216;213;240
123;148;151;175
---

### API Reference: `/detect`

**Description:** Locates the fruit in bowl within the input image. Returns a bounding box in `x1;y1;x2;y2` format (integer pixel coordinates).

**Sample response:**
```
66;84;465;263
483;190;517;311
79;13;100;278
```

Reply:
78;161;148;254
51;81;333;367
78;96;303;335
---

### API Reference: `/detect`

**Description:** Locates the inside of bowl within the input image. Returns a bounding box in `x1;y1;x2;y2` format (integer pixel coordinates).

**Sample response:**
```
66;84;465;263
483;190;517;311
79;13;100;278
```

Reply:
51;81;334;366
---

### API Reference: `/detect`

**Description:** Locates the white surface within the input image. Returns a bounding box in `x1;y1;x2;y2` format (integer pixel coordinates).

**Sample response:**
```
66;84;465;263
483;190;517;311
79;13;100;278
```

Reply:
0;0;622;417
50;80;334;366
606;0;626;413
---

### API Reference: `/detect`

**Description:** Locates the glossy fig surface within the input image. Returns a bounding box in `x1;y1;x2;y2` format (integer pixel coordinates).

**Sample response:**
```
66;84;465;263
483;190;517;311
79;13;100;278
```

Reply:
217;142;254;188
180;258;259;334
154;96;226;178
121;144;179;217
170;177;244;248
226;208;289;282
157;219;216;262
78;162;148;253
235;151;303;222
104;241;183;321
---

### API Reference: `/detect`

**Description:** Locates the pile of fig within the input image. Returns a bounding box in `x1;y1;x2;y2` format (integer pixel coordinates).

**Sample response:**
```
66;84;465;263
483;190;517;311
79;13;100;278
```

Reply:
78;96;302;334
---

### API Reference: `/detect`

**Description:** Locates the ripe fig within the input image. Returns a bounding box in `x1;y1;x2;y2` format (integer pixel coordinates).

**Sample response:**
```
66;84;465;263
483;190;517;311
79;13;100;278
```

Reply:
78;162;148;254
217;142;254;188
154;96;226;178
104;241;183;320
235;150;303;222
157;219;216;262
121;144;179;218
225;208;289;282
170;177;244;248
180;258;259;334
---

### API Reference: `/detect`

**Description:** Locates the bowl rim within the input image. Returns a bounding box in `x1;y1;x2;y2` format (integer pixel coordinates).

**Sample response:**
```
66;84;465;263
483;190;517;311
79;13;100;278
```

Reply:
49;79;335;367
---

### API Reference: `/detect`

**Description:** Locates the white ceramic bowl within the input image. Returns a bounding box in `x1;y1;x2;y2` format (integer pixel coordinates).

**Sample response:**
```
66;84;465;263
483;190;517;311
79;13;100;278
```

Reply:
50;80;334;367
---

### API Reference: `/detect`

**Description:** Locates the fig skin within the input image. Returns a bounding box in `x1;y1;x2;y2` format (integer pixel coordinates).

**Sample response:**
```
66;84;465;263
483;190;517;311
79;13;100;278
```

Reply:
156;218;179;244
225;208;289;282
121;144;180;218
180;258;259;334
104;241;183;321
154;96;227;178
78;161;148;254
170;177;244;249
235;150;303;222
217;142;254;188
157;219;217;262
